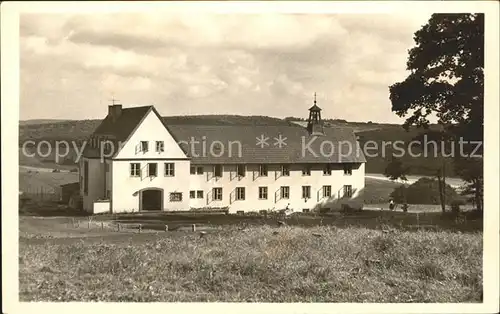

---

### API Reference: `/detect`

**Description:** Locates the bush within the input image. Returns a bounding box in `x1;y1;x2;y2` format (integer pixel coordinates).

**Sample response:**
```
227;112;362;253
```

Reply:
450;199;466;213
390;177;458;205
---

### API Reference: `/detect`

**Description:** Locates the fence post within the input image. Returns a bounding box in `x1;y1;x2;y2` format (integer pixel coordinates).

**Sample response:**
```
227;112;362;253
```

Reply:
192;224;196;232
139;224;142;233
165;225;169;232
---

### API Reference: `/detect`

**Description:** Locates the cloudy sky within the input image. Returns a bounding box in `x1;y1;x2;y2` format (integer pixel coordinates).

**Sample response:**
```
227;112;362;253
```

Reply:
20;12;431;123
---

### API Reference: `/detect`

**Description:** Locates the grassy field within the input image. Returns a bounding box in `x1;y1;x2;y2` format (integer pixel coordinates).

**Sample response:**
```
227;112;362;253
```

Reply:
19;211;482;302
19;171;78;198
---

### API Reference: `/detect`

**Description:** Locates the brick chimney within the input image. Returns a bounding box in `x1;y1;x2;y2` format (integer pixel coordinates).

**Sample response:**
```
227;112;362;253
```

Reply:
108;104;122;122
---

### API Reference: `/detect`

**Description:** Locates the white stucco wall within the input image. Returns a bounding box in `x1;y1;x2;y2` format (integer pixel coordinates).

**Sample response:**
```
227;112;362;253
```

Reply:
114;109;186;159
107;109;190;213
83;106;365;214
93;200;110;214
188;162;365;213
110;159;190;213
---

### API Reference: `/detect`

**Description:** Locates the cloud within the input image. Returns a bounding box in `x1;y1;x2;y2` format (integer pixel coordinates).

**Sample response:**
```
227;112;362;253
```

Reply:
20;12;431;122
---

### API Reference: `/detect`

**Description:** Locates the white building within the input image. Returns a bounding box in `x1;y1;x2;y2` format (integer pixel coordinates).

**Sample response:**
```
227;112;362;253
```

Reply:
80;100;366;214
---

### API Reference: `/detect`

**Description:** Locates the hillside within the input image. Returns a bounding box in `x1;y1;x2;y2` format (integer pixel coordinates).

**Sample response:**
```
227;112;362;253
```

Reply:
18;115;458;177
19;115;297;143
19;119;73;126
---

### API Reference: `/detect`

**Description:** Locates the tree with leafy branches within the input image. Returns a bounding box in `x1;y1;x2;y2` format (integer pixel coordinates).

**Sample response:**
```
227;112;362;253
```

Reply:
389;13;484;211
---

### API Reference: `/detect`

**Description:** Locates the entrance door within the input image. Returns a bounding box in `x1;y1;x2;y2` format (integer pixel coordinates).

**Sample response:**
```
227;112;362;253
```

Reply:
141;189;163;211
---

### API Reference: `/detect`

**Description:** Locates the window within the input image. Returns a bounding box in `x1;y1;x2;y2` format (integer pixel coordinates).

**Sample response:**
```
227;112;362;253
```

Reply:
343;164;352;175
190;191;196;199
281;186;290;199
344;185;353;198
237;164;246;177
148;163;158;177
214;165;223;177
258;187;268;200
323;185;332;198
236;187;245;201
130;163;140;177
259;164;268;176
302;165;311;176
156;141;164;152
83;161;89;195
213;187;223;201
281;164;290;176
165;163;175;176
197;190;204;199
191;166;204;175
323;164;332;175
170;192;182;202
140;141;149;152
302;186;311;199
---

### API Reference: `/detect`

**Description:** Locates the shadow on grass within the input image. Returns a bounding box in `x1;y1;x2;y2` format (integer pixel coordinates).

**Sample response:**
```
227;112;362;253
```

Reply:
102;210;482;233
19;200;89;217
19;199;482;233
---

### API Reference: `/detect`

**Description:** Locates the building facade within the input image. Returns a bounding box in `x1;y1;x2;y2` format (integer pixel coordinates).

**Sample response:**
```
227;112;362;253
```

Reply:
80;101;366;214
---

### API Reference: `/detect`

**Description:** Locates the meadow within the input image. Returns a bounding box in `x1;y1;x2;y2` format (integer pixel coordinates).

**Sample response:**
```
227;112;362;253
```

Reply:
17;166;482;302
19;215;482;302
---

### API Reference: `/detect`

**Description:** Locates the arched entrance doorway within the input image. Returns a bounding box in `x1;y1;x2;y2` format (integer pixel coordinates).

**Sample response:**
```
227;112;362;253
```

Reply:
140;188;163;211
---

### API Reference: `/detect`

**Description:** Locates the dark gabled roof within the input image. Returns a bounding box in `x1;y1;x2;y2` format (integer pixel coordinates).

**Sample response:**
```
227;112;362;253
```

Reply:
168;125;366;164
82;105;366;164
83;105;181;158
92;106;152;141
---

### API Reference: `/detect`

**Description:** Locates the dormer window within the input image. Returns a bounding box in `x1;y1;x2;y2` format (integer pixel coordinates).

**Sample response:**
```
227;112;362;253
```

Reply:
214;165;223;178
140;141;149;152
323;164;332;175
343;164;352;175
281;164;290;176
237;164;246;177
302;165;311;176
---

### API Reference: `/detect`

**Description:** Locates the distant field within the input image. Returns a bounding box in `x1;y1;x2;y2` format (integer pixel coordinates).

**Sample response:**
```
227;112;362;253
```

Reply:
363;177;401;204
19;172;78;197
19;119;71;126
19;215;482;302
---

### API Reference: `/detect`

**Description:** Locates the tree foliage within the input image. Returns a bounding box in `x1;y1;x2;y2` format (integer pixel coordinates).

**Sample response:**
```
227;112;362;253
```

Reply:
389;13;483;132
389;13;484;211
390;178;459;205
384;157;409;182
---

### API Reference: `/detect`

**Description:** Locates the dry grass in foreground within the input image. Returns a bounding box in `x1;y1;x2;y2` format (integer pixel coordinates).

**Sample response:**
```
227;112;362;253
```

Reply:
19;226;482;302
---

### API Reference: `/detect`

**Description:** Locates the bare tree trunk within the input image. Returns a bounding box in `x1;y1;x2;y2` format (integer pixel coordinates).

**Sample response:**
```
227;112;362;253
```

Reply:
474;178;483;211
442;161;447;211
437;172;446;213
